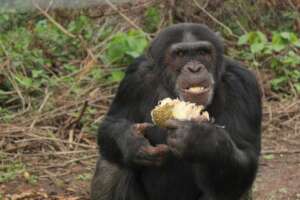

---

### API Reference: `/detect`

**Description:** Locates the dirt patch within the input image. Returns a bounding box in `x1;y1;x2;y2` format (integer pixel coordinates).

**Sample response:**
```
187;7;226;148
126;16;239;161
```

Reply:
254;153;300;200
253;99;300;200
1;99;299;200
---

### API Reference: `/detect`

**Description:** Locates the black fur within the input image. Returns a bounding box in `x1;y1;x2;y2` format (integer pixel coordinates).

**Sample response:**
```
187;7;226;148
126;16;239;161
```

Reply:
91;23;262;200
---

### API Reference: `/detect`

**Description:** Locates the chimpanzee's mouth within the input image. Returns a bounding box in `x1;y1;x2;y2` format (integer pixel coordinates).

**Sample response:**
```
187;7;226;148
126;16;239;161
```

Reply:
183;86;210;95
178;84;213;106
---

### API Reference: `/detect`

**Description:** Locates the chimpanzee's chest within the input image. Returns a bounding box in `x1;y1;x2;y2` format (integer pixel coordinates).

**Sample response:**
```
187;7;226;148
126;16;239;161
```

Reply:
140;160;200;200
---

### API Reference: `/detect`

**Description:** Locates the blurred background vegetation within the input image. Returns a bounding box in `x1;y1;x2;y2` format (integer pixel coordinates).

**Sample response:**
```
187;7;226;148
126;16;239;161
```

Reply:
0;0;299;199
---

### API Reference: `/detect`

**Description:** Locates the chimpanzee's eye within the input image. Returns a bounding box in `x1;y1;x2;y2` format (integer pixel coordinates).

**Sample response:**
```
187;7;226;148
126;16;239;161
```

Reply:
199;49;207;55
177;50;184;57
200;48;212;55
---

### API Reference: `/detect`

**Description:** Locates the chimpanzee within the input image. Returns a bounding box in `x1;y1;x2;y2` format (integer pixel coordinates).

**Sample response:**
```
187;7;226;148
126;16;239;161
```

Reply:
91;23;262;200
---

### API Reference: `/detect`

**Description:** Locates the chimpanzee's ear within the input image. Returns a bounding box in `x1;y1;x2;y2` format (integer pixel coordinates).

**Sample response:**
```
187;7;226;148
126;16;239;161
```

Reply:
145;41;154;62
145;36;160;64
215;31;224;44
215;32;221;37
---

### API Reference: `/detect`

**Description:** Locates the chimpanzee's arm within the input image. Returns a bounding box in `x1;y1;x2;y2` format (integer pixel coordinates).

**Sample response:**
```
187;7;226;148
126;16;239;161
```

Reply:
98;57;169;168
165;64;262;199
193;65;261;199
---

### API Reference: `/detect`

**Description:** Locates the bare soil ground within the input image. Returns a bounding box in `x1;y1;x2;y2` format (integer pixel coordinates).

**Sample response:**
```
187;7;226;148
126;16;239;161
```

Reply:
254;99;300;200
1;99;299;200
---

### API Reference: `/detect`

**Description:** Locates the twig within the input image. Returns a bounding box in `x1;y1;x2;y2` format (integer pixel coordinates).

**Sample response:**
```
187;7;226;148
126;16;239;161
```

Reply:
104;0;151;40
33;1;75;38
0;59;9;70
192;0;238;38
41;170;71;179
30;88;51;129
74;101;88;125
23;135;95;149
287;0;298;11
45;155;98;168
63;101;89;130
43;170;65;187
262;150;300;154
0;41;9;57
2;150;97;156
6;69;26;110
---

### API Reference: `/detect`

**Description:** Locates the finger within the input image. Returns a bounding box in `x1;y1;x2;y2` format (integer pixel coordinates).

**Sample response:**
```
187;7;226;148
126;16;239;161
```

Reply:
135;152;164;166
153;144;170;155
169;146;182;157
167;138;178;146
164;119;182;129
135;158;164;167
136;145;169;164
142;145;170;156
191;116;209;124
133;123;154;136
167;138;184;157
135;159;159;166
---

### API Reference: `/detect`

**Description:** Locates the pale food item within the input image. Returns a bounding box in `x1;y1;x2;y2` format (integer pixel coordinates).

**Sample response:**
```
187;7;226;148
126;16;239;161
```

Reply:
186;86;205;94
151;98;209;127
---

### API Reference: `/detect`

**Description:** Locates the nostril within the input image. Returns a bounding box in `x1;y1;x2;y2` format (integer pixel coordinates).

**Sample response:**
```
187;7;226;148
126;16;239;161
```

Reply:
188;65;202;73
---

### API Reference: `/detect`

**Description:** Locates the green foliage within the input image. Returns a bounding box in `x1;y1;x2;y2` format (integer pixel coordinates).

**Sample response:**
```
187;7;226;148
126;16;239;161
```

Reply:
238;31;267;53
144;7;161;33
109;70;126;82
25;174;39;185
34;19;84;66
263;154;274;160
0;11;32;32
0;162;25;183
238;31;300;93
0;106;14;122
76;173;92;181
104;30;149;65
68;16;94;40
0;12;150;122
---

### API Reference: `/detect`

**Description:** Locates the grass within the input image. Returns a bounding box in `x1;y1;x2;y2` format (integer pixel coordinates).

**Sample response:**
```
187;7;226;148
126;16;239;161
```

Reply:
0;156;26;183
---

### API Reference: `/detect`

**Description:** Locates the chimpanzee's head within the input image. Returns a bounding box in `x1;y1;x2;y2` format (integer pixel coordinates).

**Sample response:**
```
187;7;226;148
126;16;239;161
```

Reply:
148;23;224;107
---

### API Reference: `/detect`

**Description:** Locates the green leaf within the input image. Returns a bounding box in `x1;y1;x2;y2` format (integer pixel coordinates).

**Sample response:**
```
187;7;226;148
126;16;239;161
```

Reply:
272;43;286;52
281;51;300;66
64;64;79;73
256;31;268;44
271;34;286;51
270;58;280;69
294;40;300;48
15;76;33;89
250;43;264;53
289;33;298;44
295;83;300;92
280;32;291;40
32;69;43;78
109;71;125;82
104;30;148;65
271;76;288;90
263;154;274;160
90;68;102;80
238;34;249;45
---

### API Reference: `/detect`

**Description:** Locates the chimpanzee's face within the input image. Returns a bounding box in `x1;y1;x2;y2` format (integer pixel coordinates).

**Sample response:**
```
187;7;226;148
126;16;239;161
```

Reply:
148;23;224;107
163;33;217;106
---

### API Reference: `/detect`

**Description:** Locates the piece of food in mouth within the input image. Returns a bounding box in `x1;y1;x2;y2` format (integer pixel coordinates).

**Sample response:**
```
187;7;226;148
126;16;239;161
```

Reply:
185;86;205;94
151;98;210;127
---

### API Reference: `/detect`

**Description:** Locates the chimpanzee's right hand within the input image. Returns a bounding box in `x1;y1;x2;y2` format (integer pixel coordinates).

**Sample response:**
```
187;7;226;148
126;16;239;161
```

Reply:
124;123;170;167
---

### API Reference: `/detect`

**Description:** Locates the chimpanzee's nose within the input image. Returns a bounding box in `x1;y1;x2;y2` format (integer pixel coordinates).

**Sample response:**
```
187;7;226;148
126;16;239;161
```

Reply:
187;64;203;73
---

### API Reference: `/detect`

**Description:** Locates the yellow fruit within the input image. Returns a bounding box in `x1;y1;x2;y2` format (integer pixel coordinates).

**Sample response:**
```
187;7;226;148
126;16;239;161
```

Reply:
151;98;209;127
